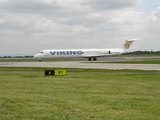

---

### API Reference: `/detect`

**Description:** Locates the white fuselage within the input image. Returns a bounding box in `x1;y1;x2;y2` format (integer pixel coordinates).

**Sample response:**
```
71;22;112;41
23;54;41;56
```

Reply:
34;39;137;61
34;48;125;59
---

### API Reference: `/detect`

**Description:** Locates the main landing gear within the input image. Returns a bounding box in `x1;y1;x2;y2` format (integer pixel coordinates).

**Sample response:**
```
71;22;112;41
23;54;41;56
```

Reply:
88;58;97;61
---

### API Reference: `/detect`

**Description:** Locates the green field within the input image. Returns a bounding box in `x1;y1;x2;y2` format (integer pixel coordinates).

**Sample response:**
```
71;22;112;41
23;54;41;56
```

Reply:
99;58;160;64
0;67;160;120
0;58;85;62
1;56;160;64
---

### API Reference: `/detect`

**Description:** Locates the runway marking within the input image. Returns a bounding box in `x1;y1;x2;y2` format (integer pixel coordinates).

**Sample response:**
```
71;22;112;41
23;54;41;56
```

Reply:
0;62;160;71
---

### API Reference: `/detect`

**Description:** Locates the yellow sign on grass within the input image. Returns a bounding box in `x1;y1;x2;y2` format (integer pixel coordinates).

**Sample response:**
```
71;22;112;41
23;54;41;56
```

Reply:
54;69;67;76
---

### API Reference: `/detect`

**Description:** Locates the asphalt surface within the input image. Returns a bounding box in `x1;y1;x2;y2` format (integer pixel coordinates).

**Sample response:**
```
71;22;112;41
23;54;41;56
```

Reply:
0;61;160;70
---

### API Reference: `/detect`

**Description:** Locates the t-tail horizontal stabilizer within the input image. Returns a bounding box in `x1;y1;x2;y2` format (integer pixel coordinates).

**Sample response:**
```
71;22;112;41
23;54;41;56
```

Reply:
123;39;142;50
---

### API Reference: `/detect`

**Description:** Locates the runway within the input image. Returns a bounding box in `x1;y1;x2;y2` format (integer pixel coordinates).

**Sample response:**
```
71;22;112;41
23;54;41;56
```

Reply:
0;61;160;70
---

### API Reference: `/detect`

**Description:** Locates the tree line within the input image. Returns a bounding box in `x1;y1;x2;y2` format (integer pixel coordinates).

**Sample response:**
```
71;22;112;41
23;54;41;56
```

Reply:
124;51;160;55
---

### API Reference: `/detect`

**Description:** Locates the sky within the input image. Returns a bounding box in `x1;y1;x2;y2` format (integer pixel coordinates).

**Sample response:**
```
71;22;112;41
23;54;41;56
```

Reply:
0;0;160;56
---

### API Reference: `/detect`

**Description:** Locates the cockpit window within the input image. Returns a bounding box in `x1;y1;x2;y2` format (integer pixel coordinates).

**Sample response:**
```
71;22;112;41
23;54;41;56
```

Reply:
39;51;44;54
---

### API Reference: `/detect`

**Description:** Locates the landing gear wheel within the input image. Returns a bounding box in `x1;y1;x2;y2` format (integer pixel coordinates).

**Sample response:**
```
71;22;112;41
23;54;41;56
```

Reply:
88;58;92;61
93;58;97;61
38;59;41;62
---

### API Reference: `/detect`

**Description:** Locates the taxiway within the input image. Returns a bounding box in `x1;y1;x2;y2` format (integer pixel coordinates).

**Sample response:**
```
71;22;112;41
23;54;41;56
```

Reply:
0;61;160;70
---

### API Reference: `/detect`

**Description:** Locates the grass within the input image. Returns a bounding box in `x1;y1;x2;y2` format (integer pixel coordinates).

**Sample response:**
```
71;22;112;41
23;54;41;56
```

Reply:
0;58;85;62
0;55;160;63
78;57;160;64
0;67;160;120
99;59;160;64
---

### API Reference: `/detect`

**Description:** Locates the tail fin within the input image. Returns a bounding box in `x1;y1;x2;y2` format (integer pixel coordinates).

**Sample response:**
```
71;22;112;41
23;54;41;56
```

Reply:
123;39;137;50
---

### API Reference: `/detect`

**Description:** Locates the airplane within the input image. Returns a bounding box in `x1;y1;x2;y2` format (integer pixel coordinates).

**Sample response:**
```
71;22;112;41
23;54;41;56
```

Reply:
34;39;138;62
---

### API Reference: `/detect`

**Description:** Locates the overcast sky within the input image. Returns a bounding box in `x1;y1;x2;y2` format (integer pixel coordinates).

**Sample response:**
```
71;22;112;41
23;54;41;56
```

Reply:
0;0;160;56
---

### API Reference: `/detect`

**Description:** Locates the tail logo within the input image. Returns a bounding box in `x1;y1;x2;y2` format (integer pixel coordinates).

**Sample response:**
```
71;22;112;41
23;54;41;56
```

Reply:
124;43;130;49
